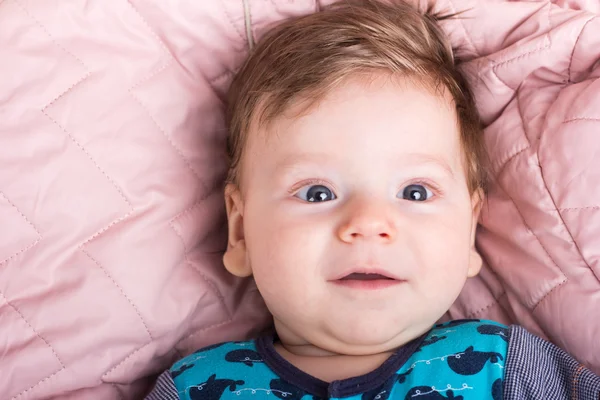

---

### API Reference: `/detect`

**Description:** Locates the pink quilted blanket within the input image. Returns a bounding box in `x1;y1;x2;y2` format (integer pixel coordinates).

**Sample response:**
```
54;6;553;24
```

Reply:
0;0;598;398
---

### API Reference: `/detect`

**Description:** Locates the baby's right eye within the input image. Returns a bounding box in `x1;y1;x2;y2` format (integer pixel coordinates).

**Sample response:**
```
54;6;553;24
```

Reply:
295;184;337;203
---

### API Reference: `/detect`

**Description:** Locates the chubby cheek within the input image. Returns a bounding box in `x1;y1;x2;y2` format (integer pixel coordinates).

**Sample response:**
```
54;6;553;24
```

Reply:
245;207;330;301
412;210;472;273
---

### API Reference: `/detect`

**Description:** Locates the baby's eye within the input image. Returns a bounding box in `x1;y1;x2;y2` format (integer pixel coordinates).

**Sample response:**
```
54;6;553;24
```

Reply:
295;184;337;203
399;184;433;202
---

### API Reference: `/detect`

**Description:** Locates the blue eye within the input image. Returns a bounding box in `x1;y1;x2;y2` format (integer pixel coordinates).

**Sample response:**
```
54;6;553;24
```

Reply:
295;185;337;203
400;184;433;201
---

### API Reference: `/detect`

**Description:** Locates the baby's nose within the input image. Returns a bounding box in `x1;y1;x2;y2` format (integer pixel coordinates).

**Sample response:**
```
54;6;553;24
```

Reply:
337;199;396;243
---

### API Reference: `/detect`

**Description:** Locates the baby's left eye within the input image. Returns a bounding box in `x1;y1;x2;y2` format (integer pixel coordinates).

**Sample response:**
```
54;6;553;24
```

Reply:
399;184;433;202
295;184;337;203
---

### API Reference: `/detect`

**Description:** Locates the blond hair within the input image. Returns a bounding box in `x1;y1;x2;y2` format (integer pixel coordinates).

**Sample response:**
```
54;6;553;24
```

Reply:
226;0;486;194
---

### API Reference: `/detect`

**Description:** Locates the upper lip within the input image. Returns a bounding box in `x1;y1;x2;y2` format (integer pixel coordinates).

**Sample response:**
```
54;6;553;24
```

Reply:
329;267;404;281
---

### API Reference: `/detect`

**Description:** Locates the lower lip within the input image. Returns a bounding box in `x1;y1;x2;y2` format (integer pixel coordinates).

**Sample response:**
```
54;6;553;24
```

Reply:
331;279;405;290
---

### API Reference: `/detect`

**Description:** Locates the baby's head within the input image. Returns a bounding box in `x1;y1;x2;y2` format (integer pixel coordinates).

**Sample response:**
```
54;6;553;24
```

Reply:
223;0;487;355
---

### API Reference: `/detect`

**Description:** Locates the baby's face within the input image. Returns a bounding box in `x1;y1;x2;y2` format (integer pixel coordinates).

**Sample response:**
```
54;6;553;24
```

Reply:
226;75;482;355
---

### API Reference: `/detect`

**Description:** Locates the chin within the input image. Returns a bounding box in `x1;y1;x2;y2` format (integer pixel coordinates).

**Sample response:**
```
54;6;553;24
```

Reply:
328;322;407;352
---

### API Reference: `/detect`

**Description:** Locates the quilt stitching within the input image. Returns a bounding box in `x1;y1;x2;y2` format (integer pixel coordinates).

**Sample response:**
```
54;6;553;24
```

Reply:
102;341;152;380
534;59;598;276
563;117;600;124
82;249;153;339
43;107;150;341
466;291;507;319
503;159;568;278
126;1;209;195
0;292;66;400
494;144;530;174
567;16;597;83
446;0;479;58
532;277;568;313
485;2;598;305
494;157;569;307
490;38;550;91
169;203;231;319
537;166;594;270
126;0;230;328
559;206;600;211
14;0;133;214
515;87;532;148
482;56;514;90
41;111;133;212
11;367;65;400
486;3;596;279
8;2;166;397
491;1;552;75
223;0;246;43
0;292;65;368
79;211;134;248
0;192;41;265
92;2;236;382
128;0;235;320
176;317;234;346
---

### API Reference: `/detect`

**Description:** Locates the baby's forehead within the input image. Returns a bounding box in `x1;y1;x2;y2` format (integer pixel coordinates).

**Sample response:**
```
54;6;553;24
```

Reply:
256;72;455;126
241;77;465;179
251;73;457;140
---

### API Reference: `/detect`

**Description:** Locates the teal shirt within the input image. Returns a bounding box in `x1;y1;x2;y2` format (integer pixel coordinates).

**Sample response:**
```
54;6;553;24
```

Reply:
170;320;508;399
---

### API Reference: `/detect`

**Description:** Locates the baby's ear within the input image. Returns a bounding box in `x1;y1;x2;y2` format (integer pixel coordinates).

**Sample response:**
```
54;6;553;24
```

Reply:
467;189;484;278
222;184;252;277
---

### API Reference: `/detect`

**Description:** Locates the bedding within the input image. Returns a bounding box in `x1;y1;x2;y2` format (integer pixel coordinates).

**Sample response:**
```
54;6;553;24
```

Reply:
1;0;599;398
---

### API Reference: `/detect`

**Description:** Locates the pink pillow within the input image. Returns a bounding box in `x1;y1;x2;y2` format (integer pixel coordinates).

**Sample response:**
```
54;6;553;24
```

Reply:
0;1;280;398
2;0;599;399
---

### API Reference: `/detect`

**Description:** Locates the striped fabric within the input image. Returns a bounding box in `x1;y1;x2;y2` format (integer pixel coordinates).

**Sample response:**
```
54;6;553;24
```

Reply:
504;325;600;399
145;371;178;400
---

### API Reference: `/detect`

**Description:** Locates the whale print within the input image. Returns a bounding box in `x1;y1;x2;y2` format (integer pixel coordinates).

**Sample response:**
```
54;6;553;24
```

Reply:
434;319;480;329
477;325;509;343
415;335;447;352
225;349;263;366
171;363;194;379
396;367;415;384
491;378;503;400
270;378;312;400
189;374;244;400
447;346;503;375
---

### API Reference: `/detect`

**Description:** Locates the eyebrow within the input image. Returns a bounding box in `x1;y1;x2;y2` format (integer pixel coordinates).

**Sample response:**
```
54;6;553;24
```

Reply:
275;153;335;171
401;153;456;177
273;152;456;178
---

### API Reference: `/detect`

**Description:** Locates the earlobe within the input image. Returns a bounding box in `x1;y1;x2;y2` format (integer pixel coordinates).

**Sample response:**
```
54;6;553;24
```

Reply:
467;248;482;277
223;184;253;277
467;189;484;278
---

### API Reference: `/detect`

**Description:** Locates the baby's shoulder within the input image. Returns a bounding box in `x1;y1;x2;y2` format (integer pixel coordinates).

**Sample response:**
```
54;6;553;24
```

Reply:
171;340;258;377
411;319;510;371
430;319;509;339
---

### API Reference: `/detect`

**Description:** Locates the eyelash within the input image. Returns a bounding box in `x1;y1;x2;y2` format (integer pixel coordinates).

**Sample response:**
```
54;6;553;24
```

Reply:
288;179;335;196
288;179;443;198
401;179;444;198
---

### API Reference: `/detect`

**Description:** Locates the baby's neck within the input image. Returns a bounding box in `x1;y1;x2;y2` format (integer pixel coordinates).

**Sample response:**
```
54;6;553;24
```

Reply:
274;341;395;382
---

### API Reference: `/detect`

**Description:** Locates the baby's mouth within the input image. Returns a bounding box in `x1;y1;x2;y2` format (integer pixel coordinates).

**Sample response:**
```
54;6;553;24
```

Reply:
340;273;394;281
333;271;403;290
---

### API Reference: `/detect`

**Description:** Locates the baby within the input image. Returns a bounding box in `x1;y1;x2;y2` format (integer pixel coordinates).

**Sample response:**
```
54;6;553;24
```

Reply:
146;1;600;399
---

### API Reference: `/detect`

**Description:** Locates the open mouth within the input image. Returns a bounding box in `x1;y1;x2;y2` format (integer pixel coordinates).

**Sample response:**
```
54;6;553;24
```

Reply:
340;273;395;281
333;271;403;290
